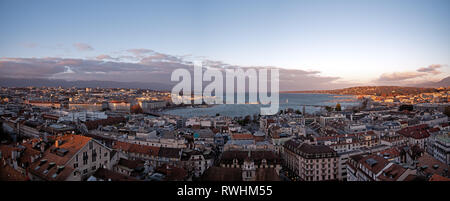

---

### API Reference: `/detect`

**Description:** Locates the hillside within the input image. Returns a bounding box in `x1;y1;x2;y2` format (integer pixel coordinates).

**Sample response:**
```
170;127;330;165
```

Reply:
281;86;443;96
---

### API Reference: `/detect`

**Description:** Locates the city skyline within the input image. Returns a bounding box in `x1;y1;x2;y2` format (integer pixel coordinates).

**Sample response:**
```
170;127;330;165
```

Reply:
1;0;449;185
0;0;449;90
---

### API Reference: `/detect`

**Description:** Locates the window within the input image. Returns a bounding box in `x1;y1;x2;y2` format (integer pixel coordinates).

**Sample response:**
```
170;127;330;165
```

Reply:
92;149;97;162
92;166;96;170
89;141;93;150
74;163;78;168
83;169;88;174
83;152;88;165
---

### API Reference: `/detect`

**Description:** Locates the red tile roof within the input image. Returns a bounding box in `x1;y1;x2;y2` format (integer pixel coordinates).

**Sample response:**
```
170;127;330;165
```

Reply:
429;174;450;181
92;168;138;181
231;133;254;140
377;163;406;181
359;154;390;175
398;124;430;139
113;141;160;157
378;147;401;158
155;164;187;181
28;134;92;181
417;153;449;176
0;164;28;181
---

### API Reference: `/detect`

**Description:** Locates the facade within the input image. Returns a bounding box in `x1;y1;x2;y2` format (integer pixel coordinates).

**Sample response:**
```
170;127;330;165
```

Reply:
28;134;113;181
432;133;450;165
112;141;160;166
181;149;215;178
283;139;339;181
346;154;415;181
140;101;167;112
397;124;431;150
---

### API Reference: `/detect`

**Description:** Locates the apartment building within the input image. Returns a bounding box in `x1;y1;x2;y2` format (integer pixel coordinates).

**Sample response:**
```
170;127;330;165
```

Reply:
283;139;339;181
28;134;113;181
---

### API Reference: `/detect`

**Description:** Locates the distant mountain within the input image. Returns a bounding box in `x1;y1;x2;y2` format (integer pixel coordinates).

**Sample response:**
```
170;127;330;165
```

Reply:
0;77;173;90
281;86;441;96
414;76;450;88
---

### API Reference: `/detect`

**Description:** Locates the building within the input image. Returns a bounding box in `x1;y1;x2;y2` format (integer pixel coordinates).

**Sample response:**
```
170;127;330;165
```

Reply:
180;149;215;178
315;131;380;154
432;133;450;165
283;139;339;181
112;141;160;166
28;134;113;181
114;158;145;177
141;101;167;112
87;168;138;181
202;150;281;181
397;124;431;149
346;154;415;181
415;153;449;179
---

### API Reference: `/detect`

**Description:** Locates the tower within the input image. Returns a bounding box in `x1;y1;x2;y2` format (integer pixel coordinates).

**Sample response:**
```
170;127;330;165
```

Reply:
242;150;256;181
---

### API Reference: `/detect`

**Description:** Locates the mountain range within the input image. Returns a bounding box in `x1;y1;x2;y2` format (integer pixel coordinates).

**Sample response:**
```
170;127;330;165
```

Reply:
0;77;173;91
0;76;448;93
410;76;450;88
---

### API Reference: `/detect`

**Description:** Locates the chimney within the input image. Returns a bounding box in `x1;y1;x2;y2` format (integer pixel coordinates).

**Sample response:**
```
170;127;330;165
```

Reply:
55;140;59;148
40;144;45;153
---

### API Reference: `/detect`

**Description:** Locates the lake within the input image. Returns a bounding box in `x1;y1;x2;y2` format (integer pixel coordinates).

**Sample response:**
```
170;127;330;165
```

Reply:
162;93;360;117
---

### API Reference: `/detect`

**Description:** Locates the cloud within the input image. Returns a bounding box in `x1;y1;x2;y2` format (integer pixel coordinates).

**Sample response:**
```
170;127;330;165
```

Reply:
0;55;349;90
96;54;119;61
73;43;94;51
127;48;154;56
376;71;426;82
140;52;184;64
23;43;38;48
417;64;443;75
374;64;447;85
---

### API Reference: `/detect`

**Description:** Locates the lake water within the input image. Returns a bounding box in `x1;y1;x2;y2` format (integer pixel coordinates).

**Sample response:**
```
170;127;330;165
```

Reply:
162;93;359;117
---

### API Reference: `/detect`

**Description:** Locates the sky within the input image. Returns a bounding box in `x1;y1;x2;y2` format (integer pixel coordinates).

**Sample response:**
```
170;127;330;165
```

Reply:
0;0;449;90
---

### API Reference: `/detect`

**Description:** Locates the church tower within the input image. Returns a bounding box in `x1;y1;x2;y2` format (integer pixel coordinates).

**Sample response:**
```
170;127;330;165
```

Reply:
242;151;256;181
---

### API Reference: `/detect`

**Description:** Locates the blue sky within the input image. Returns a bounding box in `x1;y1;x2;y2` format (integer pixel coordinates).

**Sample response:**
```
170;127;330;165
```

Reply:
0;0;449;88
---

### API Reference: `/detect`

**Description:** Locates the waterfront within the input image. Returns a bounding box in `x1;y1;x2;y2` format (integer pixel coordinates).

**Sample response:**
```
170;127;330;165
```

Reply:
162;93;359;117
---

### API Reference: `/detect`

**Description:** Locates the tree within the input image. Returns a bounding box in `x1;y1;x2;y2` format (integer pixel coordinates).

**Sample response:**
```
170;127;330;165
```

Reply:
445;106;450;117
335;103;341;111
399;104;413;112
295;109;302;114
130;104;143;114
325;106;333;112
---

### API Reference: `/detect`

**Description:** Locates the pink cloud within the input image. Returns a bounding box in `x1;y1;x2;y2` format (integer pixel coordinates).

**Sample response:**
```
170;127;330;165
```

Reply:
73;43;94;51
417;64;443;75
